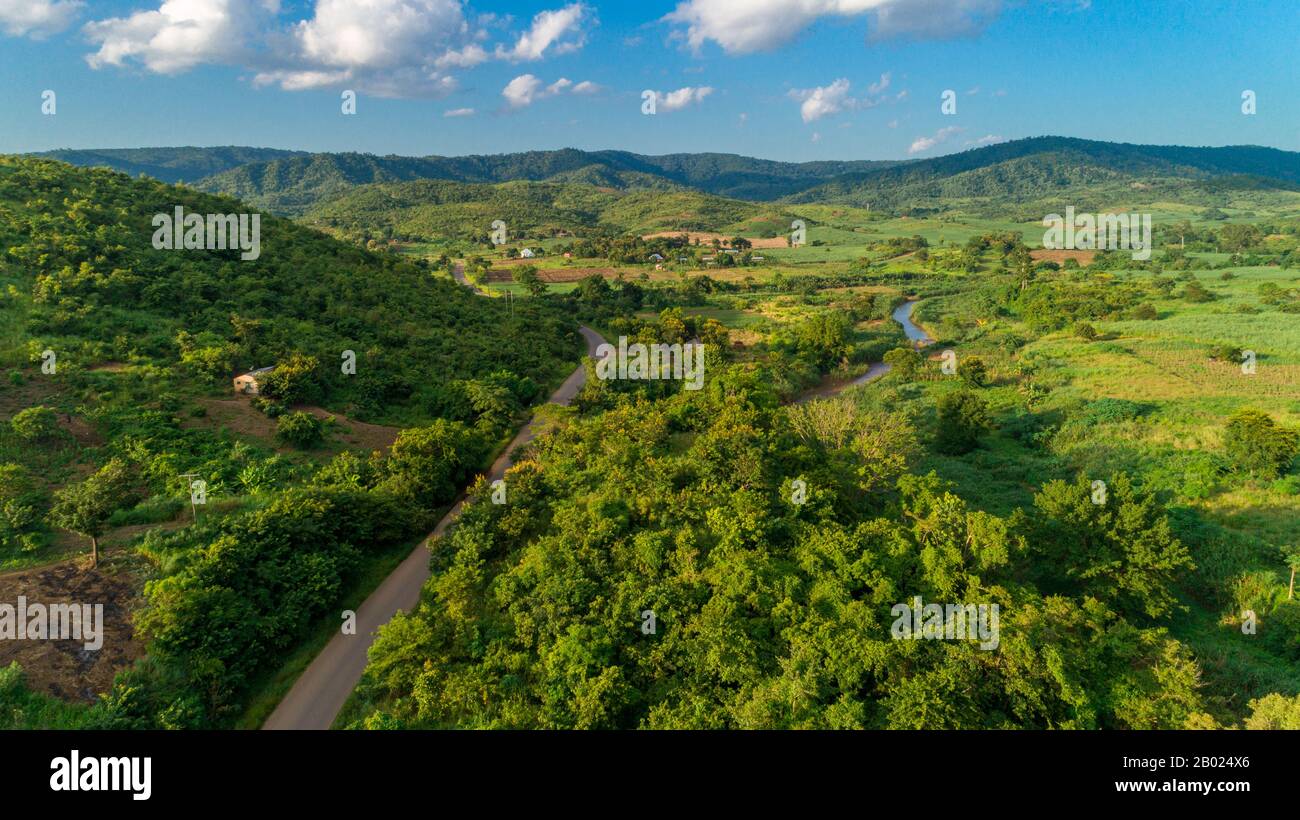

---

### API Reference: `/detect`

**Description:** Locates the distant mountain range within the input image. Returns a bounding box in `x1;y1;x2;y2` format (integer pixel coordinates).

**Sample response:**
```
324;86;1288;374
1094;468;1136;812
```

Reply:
29;137;1300;217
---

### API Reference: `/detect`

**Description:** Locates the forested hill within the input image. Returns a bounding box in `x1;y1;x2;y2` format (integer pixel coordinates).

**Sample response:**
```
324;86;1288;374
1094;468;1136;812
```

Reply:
0;155;580;423
196;149;896;214
30;147;308;184
301;178;777;241
783;137;1300;207
32;137;1300;217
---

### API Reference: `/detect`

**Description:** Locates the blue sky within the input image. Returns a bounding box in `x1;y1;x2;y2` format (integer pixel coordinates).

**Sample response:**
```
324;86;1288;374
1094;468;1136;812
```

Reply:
1;0;1297;161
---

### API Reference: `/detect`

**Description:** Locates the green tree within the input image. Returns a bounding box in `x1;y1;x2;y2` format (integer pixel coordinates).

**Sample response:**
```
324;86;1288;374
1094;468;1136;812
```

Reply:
511;264;547;297
50;459;132;568
934;390;992;455
883;347;923;380
957;356;989;388
259;354;322;406
276;412;325;449
1223;409;1300;480
1032;473;1193;619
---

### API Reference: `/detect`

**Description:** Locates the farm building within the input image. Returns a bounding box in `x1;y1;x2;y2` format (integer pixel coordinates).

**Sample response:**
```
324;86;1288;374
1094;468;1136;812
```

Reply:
520;248;536;258
233;366;275;396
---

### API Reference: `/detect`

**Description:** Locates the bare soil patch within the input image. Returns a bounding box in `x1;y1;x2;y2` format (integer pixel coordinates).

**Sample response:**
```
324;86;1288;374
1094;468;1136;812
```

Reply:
185;397;401;453
1031;249;1096;266
0;557;145;701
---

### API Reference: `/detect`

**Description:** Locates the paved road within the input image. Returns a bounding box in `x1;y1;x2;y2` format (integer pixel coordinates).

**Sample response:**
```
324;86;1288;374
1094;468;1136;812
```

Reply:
263;265;605;730
794;299;935;404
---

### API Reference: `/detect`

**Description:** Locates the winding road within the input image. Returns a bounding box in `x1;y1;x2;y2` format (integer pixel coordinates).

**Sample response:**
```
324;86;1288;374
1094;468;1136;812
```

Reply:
264;273;929;729
263;265;606;730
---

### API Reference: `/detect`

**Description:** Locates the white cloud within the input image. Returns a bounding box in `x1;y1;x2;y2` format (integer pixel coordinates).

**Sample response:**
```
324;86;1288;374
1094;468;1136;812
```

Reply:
790;78;852;123
503;73;596;108
908;125;963;154
664;0;1006;54
0;0;81;38
788;73;892;123
444;107;476;117
503;73;542;107
652;86;713;112
966;133;1006;147
85;0;265;74
81;1;594;98
495;2;591;61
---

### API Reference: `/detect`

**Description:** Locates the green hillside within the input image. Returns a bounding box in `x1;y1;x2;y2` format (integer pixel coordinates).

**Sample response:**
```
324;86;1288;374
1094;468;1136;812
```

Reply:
31;147;308;184
0;156;580;422
302;178;775;242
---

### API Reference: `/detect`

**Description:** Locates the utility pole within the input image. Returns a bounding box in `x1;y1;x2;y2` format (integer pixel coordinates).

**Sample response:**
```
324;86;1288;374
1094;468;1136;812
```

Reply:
179;473;202;522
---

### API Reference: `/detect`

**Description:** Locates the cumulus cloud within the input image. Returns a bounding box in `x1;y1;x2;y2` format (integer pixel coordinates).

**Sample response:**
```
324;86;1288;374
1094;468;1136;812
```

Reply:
790;78;852;123
650;86;713;112
788;73;892;123
664;0;1006;54
908;125;964;154
81;1;596;98
502;73;597;108
495;2;591;61
85;0;265;74
0;0;82;38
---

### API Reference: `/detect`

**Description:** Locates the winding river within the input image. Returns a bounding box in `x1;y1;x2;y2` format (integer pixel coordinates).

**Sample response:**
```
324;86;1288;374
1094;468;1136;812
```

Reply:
794;298;935;404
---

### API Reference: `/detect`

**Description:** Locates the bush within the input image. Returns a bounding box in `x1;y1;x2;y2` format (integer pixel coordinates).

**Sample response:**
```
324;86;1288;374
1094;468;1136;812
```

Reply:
1183;282;1213;302
1074;323;1098;340
259;354;322;405
957;356;989;388
1207;344;1243;363
934;390;992;455
882;347;923;380
9;406;59;442
276;412;325;449
1223;409;1300;480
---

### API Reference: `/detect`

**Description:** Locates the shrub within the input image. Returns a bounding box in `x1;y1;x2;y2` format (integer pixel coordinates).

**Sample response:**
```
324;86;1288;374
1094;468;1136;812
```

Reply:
882;347;923;380
934;390;992;455
9;406;59;442
957;356;989;388
1183;282;1213;302
1223;409;1300;480
1074;322;1098;340
276;412;325;449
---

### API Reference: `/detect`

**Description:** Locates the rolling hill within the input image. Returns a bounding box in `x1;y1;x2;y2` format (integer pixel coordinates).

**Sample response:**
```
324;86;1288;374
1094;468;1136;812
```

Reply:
30;146;308;184
301;178;782;241
32;137;1300;226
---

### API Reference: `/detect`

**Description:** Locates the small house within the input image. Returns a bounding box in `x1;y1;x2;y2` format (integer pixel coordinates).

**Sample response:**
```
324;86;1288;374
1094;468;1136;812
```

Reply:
233;366;275;396
520;248;536;258
648;253;665;262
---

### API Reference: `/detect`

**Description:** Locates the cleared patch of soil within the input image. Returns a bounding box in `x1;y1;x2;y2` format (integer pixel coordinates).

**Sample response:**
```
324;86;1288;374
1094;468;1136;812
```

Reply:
0;557;145;701
184;397;400;453
1031;248;1096;265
